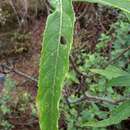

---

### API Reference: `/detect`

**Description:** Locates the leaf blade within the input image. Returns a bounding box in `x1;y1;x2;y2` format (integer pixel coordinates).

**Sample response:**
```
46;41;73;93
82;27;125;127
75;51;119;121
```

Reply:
75;0;130;13
36;0;75;130
82;101;130;127
90;65;128;80
108;74;130;87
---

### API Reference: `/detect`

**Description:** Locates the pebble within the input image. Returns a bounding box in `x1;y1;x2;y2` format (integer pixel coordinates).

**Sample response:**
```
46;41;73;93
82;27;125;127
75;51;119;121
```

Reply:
0;73;5;91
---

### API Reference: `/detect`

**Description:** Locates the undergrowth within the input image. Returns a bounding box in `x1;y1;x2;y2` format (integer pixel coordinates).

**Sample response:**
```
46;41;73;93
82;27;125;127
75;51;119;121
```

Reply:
62;13;130;130
0;75;37;130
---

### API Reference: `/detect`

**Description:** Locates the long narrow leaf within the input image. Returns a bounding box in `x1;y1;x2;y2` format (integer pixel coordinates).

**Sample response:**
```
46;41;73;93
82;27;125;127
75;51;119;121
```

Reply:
36;0;75;130
90;65;128;80
75;0;130;13
81;101;130;127
108;74;130;87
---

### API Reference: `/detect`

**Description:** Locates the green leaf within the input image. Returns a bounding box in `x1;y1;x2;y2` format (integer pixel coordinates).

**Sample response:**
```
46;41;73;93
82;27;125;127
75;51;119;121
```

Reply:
108;74;130;86
90;65;128;80
66;71;79;84
81;101;130;127
125;12;130;21
36;0;75;130
75;0;130;14
50;0;59;8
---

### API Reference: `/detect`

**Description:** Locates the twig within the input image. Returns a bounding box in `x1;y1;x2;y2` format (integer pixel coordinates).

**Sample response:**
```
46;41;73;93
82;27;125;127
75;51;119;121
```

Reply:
9;118;38;126
64;96;72;108
9;0;21;26
105;46;130;67
68;92;130;105
69;55;87;77
76;7;88;20
0;63;38;83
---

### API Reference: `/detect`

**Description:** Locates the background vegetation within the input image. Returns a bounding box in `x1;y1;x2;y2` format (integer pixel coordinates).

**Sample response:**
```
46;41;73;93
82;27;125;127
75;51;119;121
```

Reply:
0;0;130;130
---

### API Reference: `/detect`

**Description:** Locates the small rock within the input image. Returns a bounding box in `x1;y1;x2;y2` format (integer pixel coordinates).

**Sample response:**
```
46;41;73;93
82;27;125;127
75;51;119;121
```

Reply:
0;73;5;81
0;73;5;91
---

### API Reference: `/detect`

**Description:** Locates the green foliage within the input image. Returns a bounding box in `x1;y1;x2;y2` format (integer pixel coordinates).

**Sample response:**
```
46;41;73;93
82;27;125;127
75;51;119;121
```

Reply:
90;65;128;80
82;101;130;127
0;75;37;130
36;0;75;130
108;75;130;86
64;17;130;129
37;0;130;130
77;0;130;13
0;76;16;130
